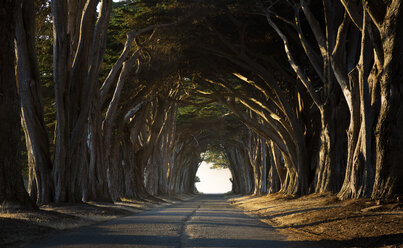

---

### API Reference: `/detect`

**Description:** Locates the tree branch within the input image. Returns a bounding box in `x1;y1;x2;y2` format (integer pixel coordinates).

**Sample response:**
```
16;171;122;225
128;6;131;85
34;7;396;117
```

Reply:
331;11;353;111
294;6;325;82
266;13;323;107
339;0;363;30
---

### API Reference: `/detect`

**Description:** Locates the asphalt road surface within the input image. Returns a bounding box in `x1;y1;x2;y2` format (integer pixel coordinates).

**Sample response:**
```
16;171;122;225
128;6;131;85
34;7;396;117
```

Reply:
27;194;289;248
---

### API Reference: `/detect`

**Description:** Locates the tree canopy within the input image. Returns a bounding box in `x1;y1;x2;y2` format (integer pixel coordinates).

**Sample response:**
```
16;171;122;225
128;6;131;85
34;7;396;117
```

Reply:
1;0;402;209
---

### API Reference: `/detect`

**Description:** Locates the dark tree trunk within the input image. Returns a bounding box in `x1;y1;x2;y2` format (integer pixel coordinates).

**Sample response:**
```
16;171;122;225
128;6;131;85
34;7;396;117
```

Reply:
314;95;348;194
52;0;113;203
226;147;246;194
145;103;177;196
87;105;112;202
121;134;148;200
0;0;34;209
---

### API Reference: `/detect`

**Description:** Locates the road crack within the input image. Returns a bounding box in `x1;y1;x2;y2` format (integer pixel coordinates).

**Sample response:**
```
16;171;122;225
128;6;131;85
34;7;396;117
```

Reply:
178;204;200;248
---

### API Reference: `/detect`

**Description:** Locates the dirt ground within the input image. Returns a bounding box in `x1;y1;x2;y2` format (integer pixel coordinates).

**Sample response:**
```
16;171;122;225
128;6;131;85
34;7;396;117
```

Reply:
230;193;403;248
0;194;194;247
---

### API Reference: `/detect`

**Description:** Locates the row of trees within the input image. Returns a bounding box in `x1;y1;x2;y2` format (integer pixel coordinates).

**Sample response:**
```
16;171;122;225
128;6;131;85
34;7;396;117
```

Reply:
178;0;403;199
0;0;198;208
1;0;402;209
263;0;403;200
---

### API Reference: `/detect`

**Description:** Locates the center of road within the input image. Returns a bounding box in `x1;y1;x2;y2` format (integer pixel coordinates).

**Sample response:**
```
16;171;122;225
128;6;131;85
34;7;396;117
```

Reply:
28;195;289;248
179;204;200;247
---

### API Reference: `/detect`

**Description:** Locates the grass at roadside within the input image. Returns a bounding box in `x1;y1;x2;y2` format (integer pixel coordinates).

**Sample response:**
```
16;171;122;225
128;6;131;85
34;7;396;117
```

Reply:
230;193;403;248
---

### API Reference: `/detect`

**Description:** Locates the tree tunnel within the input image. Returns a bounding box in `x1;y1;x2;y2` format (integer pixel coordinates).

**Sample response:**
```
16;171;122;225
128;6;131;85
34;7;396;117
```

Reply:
2;0;402;208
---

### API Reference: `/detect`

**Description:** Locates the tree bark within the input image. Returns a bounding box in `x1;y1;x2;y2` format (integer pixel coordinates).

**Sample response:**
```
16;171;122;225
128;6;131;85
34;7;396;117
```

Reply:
52;0;113;203
338;12;376;199
266;141;281;193
248;133;268;195
372;1;403;199
15;0;53;205
0;0;34;209
314;98;348;193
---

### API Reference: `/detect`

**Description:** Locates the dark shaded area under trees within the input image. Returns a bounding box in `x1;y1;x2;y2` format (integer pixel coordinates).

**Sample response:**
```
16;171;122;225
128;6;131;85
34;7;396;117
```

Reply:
0;0;402;210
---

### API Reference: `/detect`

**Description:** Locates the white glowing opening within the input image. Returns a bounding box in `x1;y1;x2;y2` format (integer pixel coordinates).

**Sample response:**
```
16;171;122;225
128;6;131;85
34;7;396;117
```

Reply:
195;161;232;194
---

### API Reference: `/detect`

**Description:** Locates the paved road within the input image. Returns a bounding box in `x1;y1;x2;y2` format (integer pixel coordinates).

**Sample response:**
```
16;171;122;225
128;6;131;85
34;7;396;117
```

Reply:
27;194;289;248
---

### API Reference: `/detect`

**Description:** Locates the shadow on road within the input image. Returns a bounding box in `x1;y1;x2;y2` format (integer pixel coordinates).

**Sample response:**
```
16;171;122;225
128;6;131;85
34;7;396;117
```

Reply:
27;195;402;248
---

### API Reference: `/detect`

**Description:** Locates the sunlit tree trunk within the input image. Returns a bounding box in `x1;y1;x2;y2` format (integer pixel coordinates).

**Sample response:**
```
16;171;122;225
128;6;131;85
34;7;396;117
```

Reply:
248;132;268;195
266;141;281;193
15;0;53;205
338;14;376;198
372;1;403;199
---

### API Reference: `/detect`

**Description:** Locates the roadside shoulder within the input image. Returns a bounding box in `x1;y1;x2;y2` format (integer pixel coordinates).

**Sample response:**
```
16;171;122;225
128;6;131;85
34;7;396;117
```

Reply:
230;193;403;248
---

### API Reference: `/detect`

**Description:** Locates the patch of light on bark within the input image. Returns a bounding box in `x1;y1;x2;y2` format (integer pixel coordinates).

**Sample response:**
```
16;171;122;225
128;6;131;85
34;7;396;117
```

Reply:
195;161;232;194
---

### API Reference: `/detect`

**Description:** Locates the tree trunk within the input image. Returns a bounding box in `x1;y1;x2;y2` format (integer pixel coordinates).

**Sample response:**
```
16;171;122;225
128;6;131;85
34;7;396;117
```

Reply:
260;142;268;194
15;0;53;205
52;0;113;203
122;143;149;200
87;104;112;202
338;13;376;199
0;0;34;209
372;2;403;199
314;97;348;193
266;141;281;193
226;145;252;194
270;142;287;187
248;134;269;195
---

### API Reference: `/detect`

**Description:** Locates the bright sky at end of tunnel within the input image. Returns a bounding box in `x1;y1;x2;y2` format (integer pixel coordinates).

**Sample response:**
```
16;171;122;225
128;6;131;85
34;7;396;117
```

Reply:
195;161;232;194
